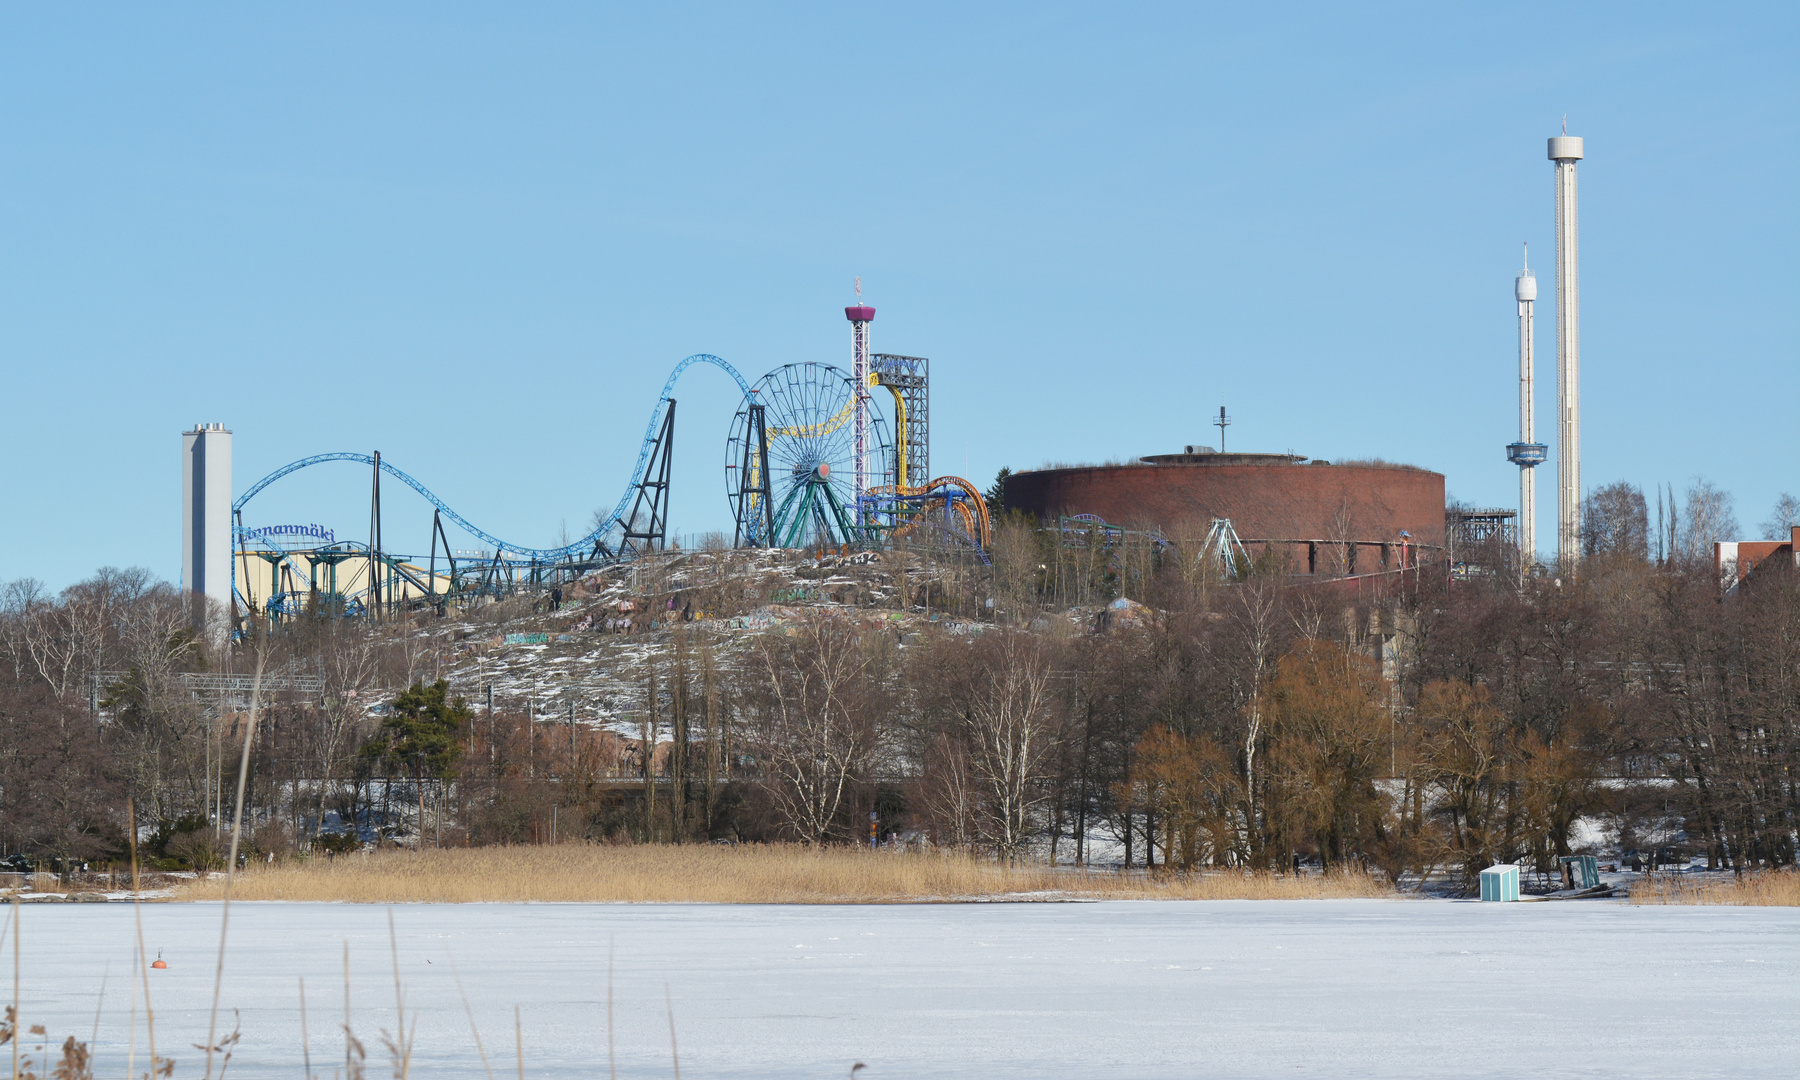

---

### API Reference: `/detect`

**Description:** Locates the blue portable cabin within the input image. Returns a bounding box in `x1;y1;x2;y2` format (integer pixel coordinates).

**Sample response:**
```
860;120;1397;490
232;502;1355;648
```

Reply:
1558;854;1601;890
1479;864;1520;902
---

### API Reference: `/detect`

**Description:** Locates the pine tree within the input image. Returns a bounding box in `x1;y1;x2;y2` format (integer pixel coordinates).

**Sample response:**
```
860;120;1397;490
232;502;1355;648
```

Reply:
984;467;1011;517
364;679;469;780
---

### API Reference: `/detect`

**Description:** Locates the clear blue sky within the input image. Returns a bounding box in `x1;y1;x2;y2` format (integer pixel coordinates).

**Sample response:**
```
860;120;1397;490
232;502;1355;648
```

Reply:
3;4;1794;588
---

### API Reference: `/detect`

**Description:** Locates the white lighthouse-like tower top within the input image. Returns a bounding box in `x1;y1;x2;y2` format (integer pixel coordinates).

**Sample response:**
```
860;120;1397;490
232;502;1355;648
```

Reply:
1548;135;1585;162
1515;258;1537;302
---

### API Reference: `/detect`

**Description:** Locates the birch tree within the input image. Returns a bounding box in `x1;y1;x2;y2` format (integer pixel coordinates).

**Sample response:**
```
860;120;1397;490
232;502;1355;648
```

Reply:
944;631;1061;861
749;618;875;845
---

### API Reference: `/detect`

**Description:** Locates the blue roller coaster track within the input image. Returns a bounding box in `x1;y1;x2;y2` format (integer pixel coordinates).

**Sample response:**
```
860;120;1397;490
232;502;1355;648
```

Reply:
233;353;751;563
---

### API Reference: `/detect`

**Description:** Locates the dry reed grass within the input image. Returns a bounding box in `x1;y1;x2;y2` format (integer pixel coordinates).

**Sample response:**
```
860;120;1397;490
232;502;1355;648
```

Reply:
1628;869;1800;907
175;845;1393;904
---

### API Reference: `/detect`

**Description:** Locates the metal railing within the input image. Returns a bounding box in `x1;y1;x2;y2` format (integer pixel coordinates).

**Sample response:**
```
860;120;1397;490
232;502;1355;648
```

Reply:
98;670;326;694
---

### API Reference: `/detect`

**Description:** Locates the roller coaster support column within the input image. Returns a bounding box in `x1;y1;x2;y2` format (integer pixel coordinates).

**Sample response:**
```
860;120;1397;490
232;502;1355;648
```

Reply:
369;452;386;620
621;400;675;557
233;509;252;622
734;403;775;548
254;551;286;625
428;509;458;606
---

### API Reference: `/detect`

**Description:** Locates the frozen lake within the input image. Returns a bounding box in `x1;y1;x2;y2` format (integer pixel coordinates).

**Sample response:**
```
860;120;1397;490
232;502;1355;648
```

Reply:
8;899;1795;1079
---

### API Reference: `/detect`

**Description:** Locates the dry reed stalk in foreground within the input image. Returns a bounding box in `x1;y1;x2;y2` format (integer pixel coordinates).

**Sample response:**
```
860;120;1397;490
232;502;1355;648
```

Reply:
1628;869;1800;907
175;845;1390;903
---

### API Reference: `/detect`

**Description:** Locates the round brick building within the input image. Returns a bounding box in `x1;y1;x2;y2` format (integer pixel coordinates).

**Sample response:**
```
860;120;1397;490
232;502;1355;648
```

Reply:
1003;451;1445;575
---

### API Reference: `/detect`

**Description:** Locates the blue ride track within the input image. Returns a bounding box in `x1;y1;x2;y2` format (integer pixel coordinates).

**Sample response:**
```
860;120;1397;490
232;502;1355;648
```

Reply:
233;354;751;563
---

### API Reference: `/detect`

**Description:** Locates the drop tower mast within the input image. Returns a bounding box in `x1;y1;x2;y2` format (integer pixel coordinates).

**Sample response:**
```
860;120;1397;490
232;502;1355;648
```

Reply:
1549;126;1584;568
846;277;876;507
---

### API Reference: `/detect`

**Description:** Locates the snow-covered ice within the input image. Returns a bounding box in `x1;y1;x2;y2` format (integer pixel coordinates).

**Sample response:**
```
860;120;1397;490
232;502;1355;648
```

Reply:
10;900;1795;1078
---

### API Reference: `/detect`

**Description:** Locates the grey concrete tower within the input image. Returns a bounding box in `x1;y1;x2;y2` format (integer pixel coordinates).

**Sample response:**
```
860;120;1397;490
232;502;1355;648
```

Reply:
1549;130;1583;568
182;422;233;635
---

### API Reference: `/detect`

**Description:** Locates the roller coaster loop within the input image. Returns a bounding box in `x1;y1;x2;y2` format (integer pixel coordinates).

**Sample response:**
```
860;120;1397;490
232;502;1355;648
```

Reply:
233;354;751;563
862;475;992;551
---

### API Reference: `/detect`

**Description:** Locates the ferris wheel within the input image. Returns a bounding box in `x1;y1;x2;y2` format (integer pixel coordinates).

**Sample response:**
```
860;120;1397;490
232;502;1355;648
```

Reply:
725;362;891;549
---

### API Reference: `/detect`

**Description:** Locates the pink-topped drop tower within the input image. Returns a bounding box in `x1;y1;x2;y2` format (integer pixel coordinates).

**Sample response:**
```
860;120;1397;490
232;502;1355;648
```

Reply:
846;281;876;508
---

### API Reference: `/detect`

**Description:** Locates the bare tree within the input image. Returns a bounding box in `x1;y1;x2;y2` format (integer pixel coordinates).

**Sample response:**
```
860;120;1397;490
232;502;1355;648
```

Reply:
1582;482;1649;561
1679;478;1739;565
302;623;382;837
956;631;1059;861
1412;679;1512;890
1329;497;1360;576
106;582;211;821
747;617;876;844
1760;492;1800;540
986;517;1042;626
700;634;723;835
1232;574;1284;855
18;586;83;698
915;730;979;849
0;579;50;682
0;676;121;864
1259;640;1393;871
1123;725;1244;869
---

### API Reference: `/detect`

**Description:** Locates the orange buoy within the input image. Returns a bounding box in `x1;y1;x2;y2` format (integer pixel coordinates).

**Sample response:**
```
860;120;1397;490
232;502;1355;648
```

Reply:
152;951;167;970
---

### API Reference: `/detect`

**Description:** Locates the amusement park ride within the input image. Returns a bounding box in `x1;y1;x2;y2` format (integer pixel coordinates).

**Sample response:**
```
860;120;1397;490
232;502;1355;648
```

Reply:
230;296;991;626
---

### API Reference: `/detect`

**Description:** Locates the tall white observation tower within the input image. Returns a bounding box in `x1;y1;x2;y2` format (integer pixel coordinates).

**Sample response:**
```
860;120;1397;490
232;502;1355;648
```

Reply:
182;422;233;636
1549;129;1584;567
1506;248;1546;573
